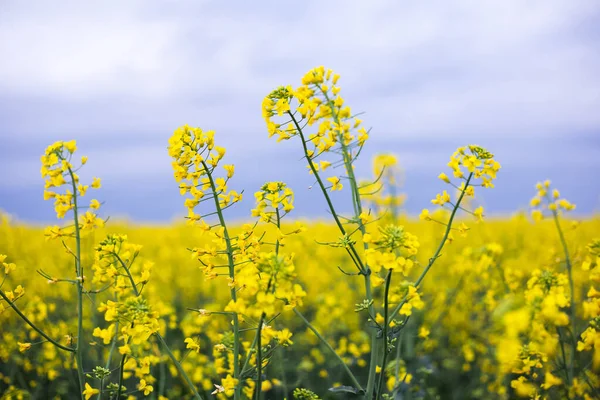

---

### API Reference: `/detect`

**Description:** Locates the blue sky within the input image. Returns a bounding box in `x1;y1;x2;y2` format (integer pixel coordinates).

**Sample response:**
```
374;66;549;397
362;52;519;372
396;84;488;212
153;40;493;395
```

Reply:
1;0;599;223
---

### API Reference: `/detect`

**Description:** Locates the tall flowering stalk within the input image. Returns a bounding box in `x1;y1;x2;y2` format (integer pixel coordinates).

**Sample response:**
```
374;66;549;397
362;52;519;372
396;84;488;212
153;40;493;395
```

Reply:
169;128;308;398
41;141;104;396
247;182;307;399
263;68;379;397
263;67;500;398
0;141;104;398
1;140;202;399
362;154;406;221
529;181;578;392
168;126;245;398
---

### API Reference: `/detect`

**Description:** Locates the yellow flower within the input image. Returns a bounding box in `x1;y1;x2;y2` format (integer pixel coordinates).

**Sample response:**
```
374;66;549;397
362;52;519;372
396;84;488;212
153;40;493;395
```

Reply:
91;177;101;189
90;199;101;210
221;374;239;397
510;377;535;397
82;383;100;400
64;140;77;153
276;329;294;346
327;176;343;191
319;160;332;170
358;212;371;225
438;172;450;183
531;209;543;222
184;337;201;353
418;327;430;339
119;344;131;355
3;260;16;275
431;190;450;206
473;206;484;221
541;371;562;389
17;342;32;353
138;379;154;396
223;164;235;178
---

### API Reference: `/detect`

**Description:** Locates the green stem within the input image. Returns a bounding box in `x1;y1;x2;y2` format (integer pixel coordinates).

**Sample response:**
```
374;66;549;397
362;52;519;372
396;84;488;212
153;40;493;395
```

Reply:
156;333;203;400
98;377;104;400
293;308;364;392
290;108;378;396
287;111;366;275
114;253;139;296
105;281;120;370
376;271;393;399
551;209;576;384
67;166;86;398
201;160;241;400
255;313;265;400
556;327;571;386
104;320;119;370
319;91;379;399
389;172;474;321
394;330;404;386
116;352;127;399
0;289;75;352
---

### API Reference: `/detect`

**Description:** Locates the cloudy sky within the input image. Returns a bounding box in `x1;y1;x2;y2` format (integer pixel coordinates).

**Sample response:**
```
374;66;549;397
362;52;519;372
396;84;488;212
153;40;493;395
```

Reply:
1;0;599;223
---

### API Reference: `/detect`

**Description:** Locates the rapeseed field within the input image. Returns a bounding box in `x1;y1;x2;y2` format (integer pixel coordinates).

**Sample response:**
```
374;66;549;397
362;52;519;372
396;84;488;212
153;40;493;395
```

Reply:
1;67;598;400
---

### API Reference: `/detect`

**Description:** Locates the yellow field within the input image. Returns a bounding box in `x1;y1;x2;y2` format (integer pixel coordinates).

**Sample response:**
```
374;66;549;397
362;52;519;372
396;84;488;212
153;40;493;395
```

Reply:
2;215;599;399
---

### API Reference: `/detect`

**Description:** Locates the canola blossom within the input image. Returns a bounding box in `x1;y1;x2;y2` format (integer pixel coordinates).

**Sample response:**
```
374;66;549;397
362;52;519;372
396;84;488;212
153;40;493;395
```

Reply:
0;67;598;400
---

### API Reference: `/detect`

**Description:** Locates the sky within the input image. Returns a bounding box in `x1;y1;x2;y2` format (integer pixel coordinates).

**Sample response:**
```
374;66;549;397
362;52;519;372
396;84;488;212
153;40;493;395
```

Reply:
0;0;599;224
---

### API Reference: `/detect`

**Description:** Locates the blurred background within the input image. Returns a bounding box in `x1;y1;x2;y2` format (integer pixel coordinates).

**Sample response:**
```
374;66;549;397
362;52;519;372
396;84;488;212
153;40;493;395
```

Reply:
1;0;599;223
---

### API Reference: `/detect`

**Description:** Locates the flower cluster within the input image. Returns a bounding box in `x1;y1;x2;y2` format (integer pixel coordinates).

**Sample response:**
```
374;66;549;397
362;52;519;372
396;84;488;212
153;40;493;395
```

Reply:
578;239;600;370
168;125;242;227
252;181;294;222
530;180;576;222
494;268;573;397
0;254;23;313
361;154;406;218
41;140;103;231
262;66;367;194
364;225;420;287
420;145;500;239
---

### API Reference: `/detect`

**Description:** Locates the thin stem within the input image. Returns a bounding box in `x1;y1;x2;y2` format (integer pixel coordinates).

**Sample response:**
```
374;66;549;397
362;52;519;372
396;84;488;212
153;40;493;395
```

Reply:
67;166;86;398
255;313;265;400
376;270;393;399
0;289;75;352
113;253;139;296
394;330;404;384
293;308;364;393
319;90;380;399
255;207;283;400
201;160;241;400
389;172;474;321
155;333;203;400
551;209;576;384
116;352;127;399
287;111;365;275
556;327;571;385
104;320;119;370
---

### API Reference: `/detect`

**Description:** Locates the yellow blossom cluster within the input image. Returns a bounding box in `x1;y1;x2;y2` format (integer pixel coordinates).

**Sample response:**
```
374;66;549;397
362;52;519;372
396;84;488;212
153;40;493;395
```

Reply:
530;180;576;222
262;66;368;194
361;154;407;218
41;140;103;228
420;145;500;242
168;125;242;227
363;225;420;287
